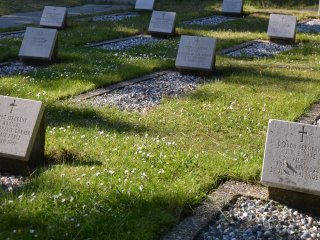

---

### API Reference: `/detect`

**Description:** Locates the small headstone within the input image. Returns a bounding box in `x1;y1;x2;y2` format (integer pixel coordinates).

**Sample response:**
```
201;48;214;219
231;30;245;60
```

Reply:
40;6;67;29
0;95;45;173
175;35;217;71
19;27;58;62
267;14;297;42
135;0;155;11
262;119;320;196
148;11;176;35
222;0;243;15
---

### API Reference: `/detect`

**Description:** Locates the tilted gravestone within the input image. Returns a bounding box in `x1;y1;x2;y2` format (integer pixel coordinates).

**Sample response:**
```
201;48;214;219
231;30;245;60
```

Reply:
40;6;68;29
19;27;58;62
135;0;155;11
0;95;45;173
267;14;297;42
175;35;217;71
148;11;176;35
261;120;320;211
222;0;243;15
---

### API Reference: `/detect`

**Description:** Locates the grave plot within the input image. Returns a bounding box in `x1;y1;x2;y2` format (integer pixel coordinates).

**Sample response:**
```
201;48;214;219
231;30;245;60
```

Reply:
221;40;293;58
0;62;35;77
297;19;320;33
0;30;25;40
80;71;204;112
88;35;168;51
92;12;139;22
198;196;320;240
183;15;235;26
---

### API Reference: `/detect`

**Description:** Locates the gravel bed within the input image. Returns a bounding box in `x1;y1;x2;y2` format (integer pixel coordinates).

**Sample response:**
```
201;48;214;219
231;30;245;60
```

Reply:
297;19;320;33
0;62;35;77
199;196;320;240
1;173;26;192
88;71;204;112
225;42;293;58
183;15;235;26
93;12;139;22
0;31;25;40
96;36;167;51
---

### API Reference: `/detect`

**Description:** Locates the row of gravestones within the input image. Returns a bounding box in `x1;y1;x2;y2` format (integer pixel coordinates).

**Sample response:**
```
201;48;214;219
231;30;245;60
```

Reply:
0;0;318;211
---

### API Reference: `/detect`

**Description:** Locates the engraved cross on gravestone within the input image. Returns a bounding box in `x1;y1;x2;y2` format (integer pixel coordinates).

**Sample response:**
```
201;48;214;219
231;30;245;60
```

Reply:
9;100;17;114
299;126;308;143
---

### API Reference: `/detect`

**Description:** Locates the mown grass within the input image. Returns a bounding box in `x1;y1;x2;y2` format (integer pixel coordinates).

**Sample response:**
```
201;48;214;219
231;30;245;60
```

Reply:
1;0;320;239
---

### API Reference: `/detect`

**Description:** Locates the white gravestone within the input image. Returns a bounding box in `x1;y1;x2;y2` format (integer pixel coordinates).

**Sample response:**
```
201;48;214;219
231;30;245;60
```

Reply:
40;6;67;29
222;0;243;15
19;27;58;62
267;14;297;41
135;0;155;11
0;95;45;173
148;11;176;35
261;119;320;196
175;35;217;71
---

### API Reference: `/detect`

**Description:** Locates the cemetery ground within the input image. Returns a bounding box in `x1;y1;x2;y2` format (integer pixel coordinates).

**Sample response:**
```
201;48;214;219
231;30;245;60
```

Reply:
1;0;320;239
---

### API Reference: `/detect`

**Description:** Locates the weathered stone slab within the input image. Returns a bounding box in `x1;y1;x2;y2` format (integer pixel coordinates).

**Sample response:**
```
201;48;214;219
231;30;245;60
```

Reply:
175;35;217;71
19;27;58;62
148;11;176;35
222;0;243;15
267;14;297;42
0;95;45;173
40;6;67;29
135;0;155;11
261;119;320;196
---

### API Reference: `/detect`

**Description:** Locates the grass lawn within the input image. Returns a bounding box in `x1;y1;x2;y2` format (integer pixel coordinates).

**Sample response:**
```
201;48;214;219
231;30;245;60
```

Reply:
0;0;320;239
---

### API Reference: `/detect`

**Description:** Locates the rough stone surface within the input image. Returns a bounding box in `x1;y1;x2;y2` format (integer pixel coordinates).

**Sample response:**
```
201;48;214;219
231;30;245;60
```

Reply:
92;12;139;22
267;14;297;41
175;35;216;71
261;120;320;196
183;15;235;26
148;11;176;35
135;0;155;11
19;27;58;61
40;6;67;29
225;41;293;58
95;35;167;51
297;19;320;33
222;0;243;14
88;71;204;112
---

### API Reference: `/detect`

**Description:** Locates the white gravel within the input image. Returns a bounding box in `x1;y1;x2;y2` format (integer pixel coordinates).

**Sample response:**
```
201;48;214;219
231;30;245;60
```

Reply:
88;71;204;112
183;15;235;26
225;42;293;58
93;12;139;22
0;31;25;40
96;36;167;51
1;173;26;192
0;62;35;77
199;196;320;240
297;19;320;33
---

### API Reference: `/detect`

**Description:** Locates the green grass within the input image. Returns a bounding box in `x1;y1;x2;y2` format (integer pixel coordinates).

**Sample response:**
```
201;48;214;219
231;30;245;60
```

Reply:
1;0;320;239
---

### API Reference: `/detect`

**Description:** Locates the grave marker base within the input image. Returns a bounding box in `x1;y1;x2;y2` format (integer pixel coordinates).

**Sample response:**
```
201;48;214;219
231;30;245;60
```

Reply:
268;187;320;214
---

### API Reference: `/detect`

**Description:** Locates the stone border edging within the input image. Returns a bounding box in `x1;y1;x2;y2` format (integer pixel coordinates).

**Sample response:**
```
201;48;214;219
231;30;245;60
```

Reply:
162;180;268;240
218;39;270;55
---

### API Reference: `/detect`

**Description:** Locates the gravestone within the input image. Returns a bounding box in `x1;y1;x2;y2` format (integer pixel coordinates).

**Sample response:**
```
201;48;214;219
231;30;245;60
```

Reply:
0;95;45;173
175;35;217;71
261;119;320;211
135;0;155;11
40;6;67;29
148;11;176;35
222;0;243;15
19;27;58;62
267;14;297;42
